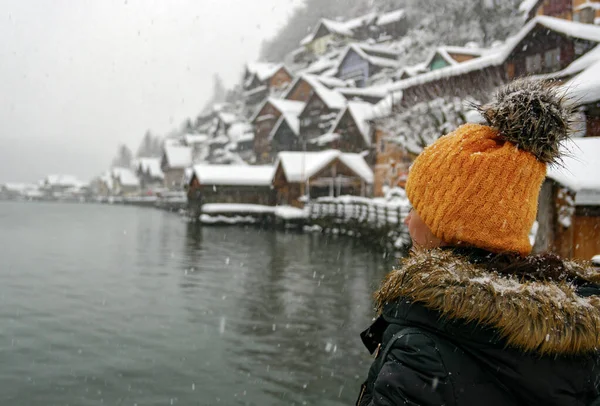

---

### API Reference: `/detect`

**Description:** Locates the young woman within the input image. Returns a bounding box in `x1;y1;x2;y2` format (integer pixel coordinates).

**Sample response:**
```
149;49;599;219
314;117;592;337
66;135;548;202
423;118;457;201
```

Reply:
357;79;600;406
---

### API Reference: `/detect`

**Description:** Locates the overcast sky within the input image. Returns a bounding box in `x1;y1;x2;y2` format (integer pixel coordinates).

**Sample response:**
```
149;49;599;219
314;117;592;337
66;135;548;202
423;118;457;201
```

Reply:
0;0;302;183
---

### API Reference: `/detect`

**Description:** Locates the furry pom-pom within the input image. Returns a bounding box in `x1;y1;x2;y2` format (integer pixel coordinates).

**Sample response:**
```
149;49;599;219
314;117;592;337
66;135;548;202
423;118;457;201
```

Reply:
478;79;575;164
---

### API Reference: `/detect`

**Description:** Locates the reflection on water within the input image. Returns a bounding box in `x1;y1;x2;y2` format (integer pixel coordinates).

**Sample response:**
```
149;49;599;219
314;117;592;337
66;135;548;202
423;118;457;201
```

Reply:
0;202;393;405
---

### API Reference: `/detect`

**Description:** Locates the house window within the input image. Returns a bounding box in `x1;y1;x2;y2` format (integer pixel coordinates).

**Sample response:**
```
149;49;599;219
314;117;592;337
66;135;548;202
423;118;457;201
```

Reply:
379;139;386;153
544;48;560;71
525;54;542;73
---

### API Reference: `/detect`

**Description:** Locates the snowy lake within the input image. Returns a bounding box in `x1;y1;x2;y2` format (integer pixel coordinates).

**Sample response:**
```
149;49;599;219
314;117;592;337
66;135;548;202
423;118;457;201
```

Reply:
0;201;393;405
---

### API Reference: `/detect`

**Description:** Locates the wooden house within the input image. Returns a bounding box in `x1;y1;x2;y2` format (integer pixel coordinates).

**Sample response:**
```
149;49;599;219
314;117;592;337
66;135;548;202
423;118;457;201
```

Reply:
161;145;192;190
268;112;302;161
299;9;407;56
527;0;600;23
249;98;305;164
371;128;418;197
395;16;600;106
535;137;600;260
567;57;600;137
310;101;375;156
295;75;347;143
272;150;374;207
186;165;275;212
243;63;294;107
335;44;400;87
135;158;164;192
423;46;484;71
111;167;140;197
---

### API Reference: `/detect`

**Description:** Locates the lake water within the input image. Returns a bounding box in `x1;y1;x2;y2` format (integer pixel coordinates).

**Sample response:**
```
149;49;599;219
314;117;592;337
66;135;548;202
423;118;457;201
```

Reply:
0;201;393;406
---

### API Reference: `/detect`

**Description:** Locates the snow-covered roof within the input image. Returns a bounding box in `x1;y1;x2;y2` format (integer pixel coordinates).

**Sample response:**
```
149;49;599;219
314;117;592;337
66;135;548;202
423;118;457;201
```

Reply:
565;59;600;105
2;183;39;192
275;150;373;183
250;97;305;123
308;132;340;146
44;174;80;188
184;133;209;145
137;158;164;179
164;145;192;169
218;112;238;125
191;164;273;186
547;137;600;196
331;101;375;146
302;74;347;109
389;16;600;93
519;0;541;14
300;19;354;46
268;113;301;141
227;122;254;142
337;44;400;74
575;1;600;11
246;63;286;82
376;9;405;26
112;167;140;187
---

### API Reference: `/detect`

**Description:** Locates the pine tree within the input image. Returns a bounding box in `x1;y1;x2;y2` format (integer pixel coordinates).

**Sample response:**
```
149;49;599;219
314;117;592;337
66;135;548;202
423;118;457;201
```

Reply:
111;144;134;168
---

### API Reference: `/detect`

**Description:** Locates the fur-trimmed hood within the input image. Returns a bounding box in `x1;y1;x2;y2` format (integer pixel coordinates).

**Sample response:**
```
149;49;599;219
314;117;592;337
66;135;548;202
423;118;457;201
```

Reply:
375;249;600;356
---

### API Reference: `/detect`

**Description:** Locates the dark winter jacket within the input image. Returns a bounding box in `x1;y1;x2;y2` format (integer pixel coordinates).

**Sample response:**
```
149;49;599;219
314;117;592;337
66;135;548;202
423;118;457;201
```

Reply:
357;248;600;406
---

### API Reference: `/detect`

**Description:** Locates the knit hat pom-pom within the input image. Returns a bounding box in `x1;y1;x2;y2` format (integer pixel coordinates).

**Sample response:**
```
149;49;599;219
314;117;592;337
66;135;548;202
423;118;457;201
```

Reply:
478;79;575;164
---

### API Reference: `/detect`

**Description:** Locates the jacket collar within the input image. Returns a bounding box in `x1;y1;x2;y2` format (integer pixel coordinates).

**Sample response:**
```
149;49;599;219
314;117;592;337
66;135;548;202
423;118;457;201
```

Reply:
375;249;600;355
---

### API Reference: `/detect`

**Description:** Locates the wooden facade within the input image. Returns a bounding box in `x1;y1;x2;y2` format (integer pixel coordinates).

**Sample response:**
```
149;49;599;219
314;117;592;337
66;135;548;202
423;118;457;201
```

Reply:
298;93;341;142
252;101;284;164
400;18;600;107
285;77;316;102
187;174;274;207
272;156;371;207
270;119;301;160
535;179;600;260
372;129;417;197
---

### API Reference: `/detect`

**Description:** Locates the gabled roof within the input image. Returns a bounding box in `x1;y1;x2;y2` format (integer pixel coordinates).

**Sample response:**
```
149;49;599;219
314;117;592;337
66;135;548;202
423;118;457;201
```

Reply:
336;44;400;73
191;164;274;186
184;133;209;145
246;63;288;82
575;1;600;11
137;158;164;179
111;167;140;187
274;150;373;183
249;97;305;123
268;113;300;142
163;145;192;169
300;19;355;46
299;74;347;110
388;16;600;93
44;174;80;187
376;9;405;26
566;58;600;105
331;101;375;146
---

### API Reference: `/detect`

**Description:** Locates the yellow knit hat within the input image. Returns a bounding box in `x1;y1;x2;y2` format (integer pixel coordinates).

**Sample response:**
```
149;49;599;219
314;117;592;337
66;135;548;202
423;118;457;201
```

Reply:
406;79;573;256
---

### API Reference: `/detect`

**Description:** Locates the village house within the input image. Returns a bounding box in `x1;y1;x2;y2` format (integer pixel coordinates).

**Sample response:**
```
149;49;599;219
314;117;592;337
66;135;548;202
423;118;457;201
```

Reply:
135;158;164;193
309;101;376;156
423;45;484;71
334;43;400;87
161;144;192;190
183;133;210;162
299;9;407;57
243;63;294;107
111;167;140;197
272;150;373;207
535;137;600;260
392;16;600;107
524;0;600;24
186;165;275;214
250;97;305;164
568;56;600;137
295;75;347;144
94;171;114;197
